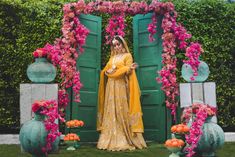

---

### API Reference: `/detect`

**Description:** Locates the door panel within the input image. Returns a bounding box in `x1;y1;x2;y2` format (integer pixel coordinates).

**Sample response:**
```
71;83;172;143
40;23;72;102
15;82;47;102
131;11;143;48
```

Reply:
133;13;166;142
69;14;101;142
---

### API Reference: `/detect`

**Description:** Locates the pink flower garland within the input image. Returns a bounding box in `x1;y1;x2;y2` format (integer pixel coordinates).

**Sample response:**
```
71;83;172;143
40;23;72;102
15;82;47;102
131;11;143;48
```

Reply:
96;1;112;13
184;107;208;157
41;1;90;116
32;100;64;154
58;89;69;117
172;23;191;50
57;2;89;103
184;42;204;81
147;13;157;42
105;14;126;44
181;107;193;124
157;10;179;120
72;71;83;102
33;48;47;58
109;1;128;14
147;0;163;42
128;1;149;15
128;1;144;15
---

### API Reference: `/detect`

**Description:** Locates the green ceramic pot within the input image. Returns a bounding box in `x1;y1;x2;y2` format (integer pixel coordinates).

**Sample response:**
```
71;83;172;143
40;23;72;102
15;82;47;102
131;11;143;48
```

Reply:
166;146;181;157
27;58;56;83
196;116;225;157
65;141;79;151
19;113;59;157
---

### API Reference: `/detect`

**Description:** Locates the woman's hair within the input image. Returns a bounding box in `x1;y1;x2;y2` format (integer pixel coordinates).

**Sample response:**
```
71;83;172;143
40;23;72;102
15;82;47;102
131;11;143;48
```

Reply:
111;36;124;47
110;35;130;56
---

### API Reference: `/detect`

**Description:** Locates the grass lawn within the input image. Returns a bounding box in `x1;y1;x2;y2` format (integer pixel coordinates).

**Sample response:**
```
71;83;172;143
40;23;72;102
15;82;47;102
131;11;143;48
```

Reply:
0;142;234;157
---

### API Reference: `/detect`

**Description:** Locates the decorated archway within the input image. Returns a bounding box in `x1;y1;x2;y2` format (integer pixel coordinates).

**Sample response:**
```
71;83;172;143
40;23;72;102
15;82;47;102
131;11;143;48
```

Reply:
37;0;203;142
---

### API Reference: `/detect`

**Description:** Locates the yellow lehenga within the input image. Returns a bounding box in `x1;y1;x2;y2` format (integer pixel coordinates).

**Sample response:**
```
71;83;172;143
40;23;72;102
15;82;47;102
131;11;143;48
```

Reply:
97;52;147;151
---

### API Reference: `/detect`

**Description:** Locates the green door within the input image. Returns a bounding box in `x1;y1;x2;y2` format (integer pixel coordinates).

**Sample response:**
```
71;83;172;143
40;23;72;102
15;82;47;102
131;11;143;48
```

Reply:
67;14;101;142
133;13;166;142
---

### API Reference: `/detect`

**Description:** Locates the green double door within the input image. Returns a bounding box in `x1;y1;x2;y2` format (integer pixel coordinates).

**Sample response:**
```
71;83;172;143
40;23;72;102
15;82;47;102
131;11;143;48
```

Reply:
67;13;166;142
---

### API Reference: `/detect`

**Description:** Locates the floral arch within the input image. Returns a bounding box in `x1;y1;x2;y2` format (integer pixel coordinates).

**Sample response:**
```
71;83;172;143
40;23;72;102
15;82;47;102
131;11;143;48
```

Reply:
40;0;203;120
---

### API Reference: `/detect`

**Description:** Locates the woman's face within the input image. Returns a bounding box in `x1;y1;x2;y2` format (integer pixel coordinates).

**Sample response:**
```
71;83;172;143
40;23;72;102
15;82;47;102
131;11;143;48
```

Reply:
112;39;123;52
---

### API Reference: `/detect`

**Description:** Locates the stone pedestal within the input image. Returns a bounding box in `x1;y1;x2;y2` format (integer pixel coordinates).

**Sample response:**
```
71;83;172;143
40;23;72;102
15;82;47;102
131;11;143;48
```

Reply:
179;82;217;123
20;84;58;125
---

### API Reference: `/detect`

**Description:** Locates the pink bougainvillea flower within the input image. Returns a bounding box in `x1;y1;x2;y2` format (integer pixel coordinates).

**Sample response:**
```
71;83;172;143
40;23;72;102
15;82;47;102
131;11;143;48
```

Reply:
148;13;157;42
184;42;204;80
33;48;47;58
31;100;62;153
105;14;126;44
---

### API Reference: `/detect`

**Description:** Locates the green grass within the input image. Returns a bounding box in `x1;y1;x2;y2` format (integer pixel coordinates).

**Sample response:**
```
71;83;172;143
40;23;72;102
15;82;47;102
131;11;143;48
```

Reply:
0;142;234;157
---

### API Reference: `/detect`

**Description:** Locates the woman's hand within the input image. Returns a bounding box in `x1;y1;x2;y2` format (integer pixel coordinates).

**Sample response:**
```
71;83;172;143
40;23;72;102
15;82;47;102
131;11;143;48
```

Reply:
130;63;138;70
105;68;115;75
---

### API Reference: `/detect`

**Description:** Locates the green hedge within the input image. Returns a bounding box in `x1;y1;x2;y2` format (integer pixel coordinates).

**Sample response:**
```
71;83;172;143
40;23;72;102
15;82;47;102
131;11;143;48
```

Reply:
0;0;75;131
0;0;234;132
172;0;235;129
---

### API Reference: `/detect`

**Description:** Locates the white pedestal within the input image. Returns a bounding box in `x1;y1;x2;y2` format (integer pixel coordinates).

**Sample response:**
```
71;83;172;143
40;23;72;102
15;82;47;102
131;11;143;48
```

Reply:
179;82;217;123
20;84;58;125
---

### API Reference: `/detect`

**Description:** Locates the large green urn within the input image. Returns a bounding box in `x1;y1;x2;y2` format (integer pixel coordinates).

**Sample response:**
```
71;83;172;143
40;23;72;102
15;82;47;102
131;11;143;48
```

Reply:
196;116;225;157
19;113;59;157
27;58;56;83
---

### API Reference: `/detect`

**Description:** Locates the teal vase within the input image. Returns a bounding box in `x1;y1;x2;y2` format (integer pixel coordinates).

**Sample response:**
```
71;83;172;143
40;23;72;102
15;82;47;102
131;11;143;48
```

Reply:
181;60;210;82
27;58;56;83
166;146;181;157
196;116;225;157
68;128;81;149
19;113;59;157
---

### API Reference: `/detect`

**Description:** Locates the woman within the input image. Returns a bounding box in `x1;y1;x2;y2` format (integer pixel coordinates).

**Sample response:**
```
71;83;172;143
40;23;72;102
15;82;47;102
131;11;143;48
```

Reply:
97;35;147;151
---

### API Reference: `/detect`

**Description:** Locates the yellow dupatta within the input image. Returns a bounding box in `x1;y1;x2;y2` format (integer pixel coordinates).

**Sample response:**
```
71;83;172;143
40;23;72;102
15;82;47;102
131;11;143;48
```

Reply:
97;38;144;133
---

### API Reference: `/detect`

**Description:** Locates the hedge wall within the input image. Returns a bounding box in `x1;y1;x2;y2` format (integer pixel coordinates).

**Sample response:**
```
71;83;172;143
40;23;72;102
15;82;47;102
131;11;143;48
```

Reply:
0;0;234;132
0;0;75;132
172;0;235;130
